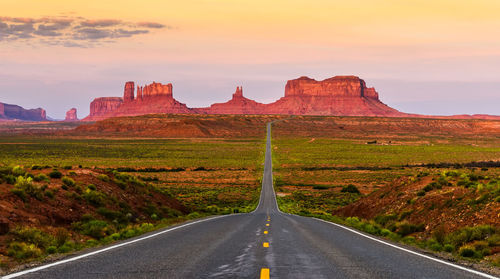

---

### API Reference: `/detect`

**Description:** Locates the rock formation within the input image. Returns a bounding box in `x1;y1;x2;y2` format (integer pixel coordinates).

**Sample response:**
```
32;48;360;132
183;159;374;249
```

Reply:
82;75;499;121
196;86;266;115
65;108;78;121
87;97;123;121
264;76;405;116
0;102;47;121
83;82;191;121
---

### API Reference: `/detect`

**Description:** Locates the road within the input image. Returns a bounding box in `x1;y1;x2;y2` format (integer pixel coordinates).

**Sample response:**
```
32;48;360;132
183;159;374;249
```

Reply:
5;123;497;279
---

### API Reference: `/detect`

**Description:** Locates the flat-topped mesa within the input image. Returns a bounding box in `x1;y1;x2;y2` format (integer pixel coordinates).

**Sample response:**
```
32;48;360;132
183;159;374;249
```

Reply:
89;97;123;118
123;82;135;103
142;82;173;99
285;75;379;99
0;102;46;121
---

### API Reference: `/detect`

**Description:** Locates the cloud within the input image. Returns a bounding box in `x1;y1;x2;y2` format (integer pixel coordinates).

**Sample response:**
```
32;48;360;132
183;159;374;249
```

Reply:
137;22;167;29
0;16;168;47
80;19;122;27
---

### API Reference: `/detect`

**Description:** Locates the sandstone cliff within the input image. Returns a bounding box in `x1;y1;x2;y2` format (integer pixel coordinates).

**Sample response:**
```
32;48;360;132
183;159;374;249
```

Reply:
195;87;266;114
0;102;47;121
82;76;498;121
65;108;78;121
83;82;191;121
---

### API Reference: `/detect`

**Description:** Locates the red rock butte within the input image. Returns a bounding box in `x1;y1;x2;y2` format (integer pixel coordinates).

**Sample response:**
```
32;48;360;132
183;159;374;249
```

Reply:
83;76;410;121
82;75;500;121
65;108;78;121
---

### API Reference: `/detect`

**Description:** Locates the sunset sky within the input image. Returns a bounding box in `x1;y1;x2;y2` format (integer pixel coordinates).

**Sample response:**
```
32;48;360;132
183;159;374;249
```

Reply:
1;0;499;118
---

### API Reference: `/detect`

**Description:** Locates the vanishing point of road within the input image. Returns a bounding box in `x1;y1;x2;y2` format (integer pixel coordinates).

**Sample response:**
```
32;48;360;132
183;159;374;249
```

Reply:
4;123;497;279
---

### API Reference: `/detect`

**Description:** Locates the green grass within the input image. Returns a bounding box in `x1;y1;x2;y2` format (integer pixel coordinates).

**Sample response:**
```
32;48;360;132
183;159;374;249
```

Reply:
0;137;265;168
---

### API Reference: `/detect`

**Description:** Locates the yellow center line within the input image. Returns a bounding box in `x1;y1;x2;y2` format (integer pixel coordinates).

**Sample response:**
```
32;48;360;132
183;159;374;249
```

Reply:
263;242;269;248
264;230;268;234
266;223;270;227
260;268;270;279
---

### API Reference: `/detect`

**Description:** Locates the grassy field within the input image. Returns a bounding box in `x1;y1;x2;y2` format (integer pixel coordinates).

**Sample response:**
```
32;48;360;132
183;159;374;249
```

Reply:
272;119;500;267
0;135;265;271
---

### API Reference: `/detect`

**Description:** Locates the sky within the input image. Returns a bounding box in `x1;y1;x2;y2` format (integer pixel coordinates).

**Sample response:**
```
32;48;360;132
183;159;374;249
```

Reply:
0;0;499;119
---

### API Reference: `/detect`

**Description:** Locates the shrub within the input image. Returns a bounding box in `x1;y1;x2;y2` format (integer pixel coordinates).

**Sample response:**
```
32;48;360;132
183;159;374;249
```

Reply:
61;185;68;190
78;220;110;239
459;246;477;258
54;228;70;247
313;185;329;190
11;166;25;176
341;184;360;194
83;190;107;206
44;190;55;199
49;170;62;179
46;246;57;254
97;174;110;182
395;222;424;237
97;207;124;221
4;174;16;184
87;184;97;191
7;242;42;259
63;166;72;170
33;174;49;182
374;214;397;226
62;176;76;187
31;165;43;170
57;242;73;253
443;244;455;252
11;227;54;249
12;176;43;201
416;190;426;196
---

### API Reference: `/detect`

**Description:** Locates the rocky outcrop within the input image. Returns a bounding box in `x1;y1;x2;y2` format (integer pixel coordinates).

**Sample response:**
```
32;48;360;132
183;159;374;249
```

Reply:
0;102;47;121
86;97;123;121
196;76;404;116
82;75;499;120
196;86;266;115
65;108;78;121
83;82;190;121
264;76;404;116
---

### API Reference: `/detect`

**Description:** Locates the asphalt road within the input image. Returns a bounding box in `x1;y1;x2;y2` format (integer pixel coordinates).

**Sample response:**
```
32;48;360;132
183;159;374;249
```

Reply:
5;123;497;279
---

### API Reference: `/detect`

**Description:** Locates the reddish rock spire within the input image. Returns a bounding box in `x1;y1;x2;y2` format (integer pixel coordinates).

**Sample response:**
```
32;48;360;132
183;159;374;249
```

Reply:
233;86;243;98
65;108;78;121
124;82;135;103
137;85;143;101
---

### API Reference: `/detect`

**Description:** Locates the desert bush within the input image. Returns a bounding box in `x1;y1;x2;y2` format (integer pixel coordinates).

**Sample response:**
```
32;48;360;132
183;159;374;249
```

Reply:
11;166;25;176
12;176;43;201
46;246;57;254
62;176;75;187
7;242;42;259
459;246;478;258
341;184;360;194
11;227;54;249
4;174;16;184
97;174;110;182
33;173;49;182
313;185;329;190
97;207;124;221
49;170;62;179
416;190;426;197
83;190;107;206
87;184;97;191
54;228;70;247
44;189;55;199
395;222;424;237
63;165;72;170
443;244;455;252
76;219;111;239
374;214;397;226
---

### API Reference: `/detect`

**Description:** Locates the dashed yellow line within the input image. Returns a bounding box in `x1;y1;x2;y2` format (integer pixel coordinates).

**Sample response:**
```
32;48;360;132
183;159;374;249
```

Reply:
266;224;270;227
263;242;269;248
264;230;268;234
260;268;270;279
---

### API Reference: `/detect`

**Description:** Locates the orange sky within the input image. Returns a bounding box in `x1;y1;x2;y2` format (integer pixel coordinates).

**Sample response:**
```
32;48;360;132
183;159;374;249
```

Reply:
1;0;500;118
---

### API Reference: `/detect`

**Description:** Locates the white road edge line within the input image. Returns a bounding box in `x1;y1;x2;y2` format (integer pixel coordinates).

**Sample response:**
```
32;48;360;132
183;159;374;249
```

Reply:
313;217;498;279
3;215;231;279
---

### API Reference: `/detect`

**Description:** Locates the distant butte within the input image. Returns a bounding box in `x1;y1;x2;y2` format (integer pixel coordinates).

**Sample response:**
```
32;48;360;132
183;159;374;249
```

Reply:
81;75;500;121
83;76;411;121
